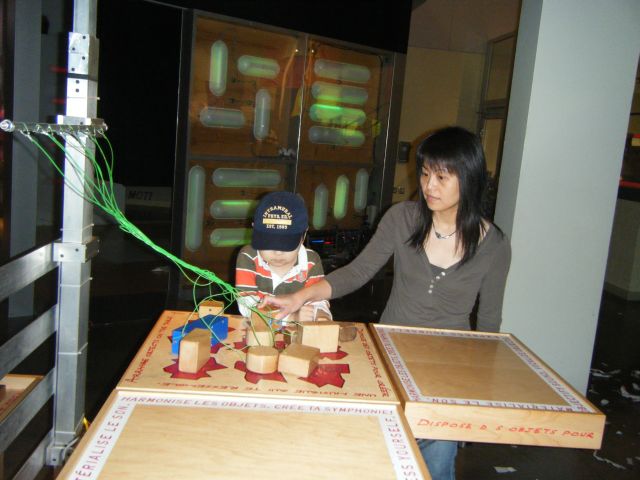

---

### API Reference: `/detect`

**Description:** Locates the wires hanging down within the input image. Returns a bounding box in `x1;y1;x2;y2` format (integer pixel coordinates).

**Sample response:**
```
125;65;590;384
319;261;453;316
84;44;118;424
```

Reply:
1;118;239;309
0;117;289;353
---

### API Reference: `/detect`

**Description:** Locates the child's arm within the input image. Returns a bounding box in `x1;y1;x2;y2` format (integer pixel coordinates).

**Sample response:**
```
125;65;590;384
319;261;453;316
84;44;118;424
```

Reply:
235;245;263;317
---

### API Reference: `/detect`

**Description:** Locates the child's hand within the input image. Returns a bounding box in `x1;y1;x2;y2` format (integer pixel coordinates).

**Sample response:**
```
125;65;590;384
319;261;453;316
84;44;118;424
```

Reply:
297;305;315;322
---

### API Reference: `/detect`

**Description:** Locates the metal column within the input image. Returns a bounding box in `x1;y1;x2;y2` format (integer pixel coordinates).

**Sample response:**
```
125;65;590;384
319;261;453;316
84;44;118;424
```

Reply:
47;0;100;466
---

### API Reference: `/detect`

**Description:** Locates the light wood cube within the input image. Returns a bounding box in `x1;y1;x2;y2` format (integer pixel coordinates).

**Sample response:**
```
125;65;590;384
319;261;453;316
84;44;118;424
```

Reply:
278;344;320;377
298;321;340;353
246;346;279;374
198;299;224;318
246;318;274;347
178;329;211;373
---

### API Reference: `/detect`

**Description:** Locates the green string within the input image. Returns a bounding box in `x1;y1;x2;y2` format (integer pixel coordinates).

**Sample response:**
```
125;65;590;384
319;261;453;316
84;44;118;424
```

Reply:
23;129;238;304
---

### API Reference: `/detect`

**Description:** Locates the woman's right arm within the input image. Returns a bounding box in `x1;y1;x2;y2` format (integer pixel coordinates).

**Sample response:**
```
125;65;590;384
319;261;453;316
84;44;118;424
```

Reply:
260;279;332;319
262;203;404;318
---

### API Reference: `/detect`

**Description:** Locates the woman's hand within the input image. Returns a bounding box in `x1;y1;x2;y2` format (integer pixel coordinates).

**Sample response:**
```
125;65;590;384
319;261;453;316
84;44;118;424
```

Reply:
259;292;305;320
259;280;332;320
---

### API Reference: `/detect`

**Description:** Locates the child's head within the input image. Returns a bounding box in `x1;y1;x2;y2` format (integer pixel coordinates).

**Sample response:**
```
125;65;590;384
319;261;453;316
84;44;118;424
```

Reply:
251;191;308;257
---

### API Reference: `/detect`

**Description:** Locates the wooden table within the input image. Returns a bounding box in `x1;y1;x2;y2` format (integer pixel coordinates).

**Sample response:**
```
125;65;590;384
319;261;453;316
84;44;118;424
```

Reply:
117;311;398;405
0;374;42;423
370;324;605;449
57;389;430;480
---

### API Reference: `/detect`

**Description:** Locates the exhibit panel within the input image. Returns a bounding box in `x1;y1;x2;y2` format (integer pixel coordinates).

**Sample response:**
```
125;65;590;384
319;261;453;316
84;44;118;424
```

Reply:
370;324;605;449
57;390;430;480
117;311;398;404
174;11;401;286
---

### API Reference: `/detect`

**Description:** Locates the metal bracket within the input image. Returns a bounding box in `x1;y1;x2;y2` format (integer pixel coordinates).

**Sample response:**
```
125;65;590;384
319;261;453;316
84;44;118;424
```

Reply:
68;32;99;78
53;236;100;263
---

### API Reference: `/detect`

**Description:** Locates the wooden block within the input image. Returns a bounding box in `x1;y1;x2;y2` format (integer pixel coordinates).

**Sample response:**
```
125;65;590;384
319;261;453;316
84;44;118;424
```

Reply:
198;299;224;317
339;322;358;342
0;384;5;401
298;321;340;353
178;329;211;373
283;327;299;345
278;344;320;377
246;346;279;374
246;317;274;347
250;306;280;327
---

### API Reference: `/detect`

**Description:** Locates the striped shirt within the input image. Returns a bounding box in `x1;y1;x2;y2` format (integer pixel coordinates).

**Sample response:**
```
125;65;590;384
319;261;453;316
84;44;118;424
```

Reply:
235;245;331;319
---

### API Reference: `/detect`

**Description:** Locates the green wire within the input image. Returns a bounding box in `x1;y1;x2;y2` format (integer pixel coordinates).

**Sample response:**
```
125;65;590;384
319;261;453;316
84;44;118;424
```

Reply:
20;128;284;357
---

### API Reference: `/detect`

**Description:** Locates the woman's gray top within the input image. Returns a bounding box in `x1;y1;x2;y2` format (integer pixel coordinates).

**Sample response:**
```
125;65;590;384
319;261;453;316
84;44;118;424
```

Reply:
326;201;511;332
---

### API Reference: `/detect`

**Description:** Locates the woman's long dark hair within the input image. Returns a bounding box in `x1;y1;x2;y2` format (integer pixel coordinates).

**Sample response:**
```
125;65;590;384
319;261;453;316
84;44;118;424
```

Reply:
409;126;489;266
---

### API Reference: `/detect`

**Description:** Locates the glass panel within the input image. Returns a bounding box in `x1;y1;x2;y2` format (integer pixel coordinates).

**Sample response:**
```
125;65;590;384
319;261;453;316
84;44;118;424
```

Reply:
482;118;505;177
188;16;302;158
485;36;516;102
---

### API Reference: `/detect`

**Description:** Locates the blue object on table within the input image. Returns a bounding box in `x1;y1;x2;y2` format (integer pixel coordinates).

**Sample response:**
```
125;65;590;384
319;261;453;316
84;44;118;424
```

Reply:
171;315;229;356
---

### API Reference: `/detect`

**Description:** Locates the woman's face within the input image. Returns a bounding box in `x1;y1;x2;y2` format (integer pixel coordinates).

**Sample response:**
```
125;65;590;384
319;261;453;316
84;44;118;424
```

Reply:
420;164;460;215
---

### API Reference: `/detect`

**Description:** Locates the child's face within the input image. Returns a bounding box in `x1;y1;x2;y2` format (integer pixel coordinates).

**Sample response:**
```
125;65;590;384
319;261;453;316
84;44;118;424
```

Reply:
259;245;300;271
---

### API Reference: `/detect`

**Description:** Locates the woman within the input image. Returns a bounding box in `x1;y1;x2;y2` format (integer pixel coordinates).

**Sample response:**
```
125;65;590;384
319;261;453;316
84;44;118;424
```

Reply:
262;126;511;479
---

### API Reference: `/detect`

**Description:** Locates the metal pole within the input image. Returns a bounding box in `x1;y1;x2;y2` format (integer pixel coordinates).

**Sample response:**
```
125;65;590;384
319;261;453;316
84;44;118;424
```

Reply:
47;0;99;466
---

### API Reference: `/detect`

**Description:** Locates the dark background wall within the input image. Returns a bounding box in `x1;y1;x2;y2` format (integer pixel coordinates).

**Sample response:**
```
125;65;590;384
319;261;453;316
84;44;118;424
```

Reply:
97;0;412;186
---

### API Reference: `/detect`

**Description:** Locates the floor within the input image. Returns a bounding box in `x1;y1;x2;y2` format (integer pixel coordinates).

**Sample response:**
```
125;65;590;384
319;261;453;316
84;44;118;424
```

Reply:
9;222;640;479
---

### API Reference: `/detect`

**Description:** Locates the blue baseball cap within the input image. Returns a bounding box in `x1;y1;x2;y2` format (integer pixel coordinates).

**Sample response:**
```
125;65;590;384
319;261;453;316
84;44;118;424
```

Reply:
251;191;308;252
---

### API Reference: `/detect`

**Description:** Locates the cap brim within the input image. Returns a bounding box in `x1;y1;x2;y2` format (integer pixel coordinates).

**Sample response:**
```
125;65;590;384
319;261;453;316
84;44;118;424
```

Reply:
251;231;303;252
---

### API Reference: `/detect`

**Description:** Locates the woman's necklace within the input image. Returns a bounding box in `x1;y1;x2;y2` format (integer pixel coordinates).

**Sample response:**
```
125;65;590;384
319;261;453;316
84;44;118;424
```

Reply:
432;223;457;240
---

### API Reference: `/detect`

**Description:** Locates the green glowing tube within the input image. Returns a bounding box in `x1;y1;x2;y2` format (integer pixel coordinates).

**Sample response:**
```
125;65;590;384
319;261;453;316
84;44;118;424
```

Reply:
309;103;366;127
237;55;280;79
210;228;252;247
212;168;281;188
308;126;365;147
314;59;371;84
185;165;205;251
209;40;228;96
311;81;368;105
199;107;246;128
313;183;329;229
210;200;258;220
354;168;369;213
334;175;349;220
253;88;271;141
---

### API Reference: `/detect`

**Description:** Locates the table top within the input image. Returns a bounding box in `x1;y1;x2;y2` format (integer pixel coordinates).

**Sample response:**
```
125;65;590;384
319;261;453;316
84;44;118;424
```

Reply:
57;389;430;480
117;310;398;405
370;324;605;448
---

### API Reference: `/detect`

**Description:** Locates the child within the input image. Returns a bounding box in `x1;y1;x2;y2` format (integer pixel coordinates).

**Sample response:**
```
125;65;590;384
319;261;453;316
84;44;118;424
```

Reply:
235;191;331;324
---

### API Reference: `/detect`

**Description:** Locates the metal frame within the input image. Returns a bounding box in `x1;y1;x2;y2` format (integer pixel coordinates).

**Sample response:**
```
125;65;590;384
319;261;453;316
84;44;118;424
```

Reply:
0;0;99;476
47;0;99;466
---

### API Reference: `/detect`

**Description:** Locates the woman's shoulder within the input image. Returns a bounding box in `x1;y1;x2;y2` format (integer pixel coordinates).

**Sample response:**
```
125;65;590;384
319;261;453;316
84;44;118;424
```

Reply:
384;201;419;220
484;222;511;254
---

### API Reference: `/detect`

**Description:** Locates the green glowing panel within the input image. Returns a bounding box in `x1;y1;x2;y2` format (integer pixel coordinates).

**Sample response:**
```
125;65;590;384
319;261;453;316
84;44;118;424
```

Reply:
309;104;366;127
199;107;245;128
308;126;365;147
210;228;252;247
185;166;205;251
209;40;228;96
210;200;258;220
311;81;368;105
354;168;369;213
212;168;281;188
334;175;349;220
313;183;329;229
237;55;280;79
314;59;371;84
